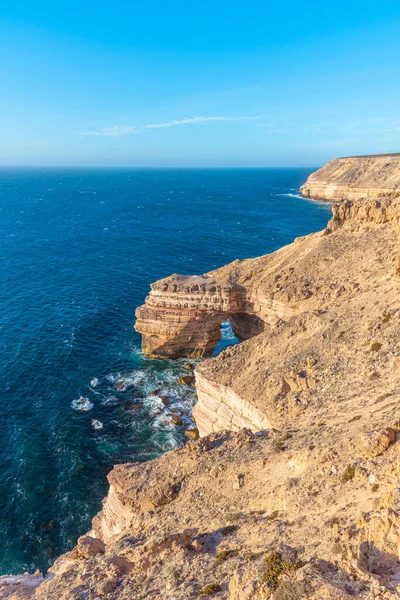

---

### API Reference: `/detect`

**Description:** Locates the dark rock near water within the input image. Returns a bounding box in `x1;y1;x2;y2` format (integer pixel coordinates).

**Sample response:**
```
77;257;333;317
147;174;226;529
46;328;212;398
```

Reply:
177;375;195;385
185;428;200;440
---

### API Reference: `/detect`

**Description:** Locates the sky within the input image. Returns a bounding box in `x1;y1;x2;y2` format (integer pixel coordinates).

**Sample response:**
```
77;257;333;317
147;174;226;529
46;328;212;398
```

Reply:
1;1;400;167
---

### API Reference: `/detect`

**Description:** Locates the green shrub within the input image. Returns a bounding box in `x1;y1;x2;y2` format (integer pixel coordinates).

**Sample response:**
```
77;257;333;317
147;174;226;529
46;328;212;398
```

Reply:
215;549;237;561
261;551;301;589
200;583;222;595
348;415;361;422
370;342;382;352
341;464;355;482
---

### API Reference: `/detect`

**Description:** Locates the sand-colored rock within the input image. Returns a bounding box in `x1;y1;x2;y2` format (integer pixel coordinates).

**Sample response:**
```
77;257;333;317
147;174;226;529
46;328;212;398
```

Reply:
136;193;400;435
5;419;400;599
300;153;400;202
5;158;400;599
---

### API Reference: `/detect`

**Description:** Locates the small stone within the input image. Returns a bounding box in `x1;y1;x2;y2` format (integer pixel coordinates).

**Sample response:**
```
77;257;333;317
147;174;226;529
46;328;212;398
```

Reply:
233;474;245;490
361;427;396;458
115;381;127;391
177;375;195;385
96;579;118;595
73;536;105;559
209;465;219;478
191;540;203;552
171;415;184;426
185;428;199;440
160;396;171;406
183;528;198;542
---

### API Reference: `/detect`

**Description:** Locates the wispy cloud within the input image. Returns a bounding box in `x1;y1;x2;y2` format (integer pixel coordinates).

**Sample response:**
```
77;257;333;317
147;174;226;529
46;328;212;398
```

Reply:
73;116;260;137
73;125;139;137
143;116;260;129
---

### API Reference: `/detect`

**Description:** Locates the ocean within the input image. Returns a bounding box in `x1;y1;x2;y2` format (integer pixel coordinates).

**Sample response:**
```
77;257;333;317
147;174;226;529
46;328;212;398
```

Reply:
0;167;331;574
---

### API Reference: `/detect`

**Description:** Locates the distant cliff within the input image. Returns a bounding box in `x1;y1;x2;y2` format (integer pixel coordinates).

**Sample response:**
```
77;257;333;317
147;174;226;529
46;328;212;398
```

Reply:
300;153;400;201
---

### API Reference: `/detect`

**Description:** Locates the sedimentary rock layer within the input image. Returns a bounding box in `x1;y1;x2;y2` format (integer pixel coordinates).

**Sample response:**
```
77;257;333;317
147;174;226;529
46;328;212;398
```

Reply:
193;371;271;436
135;274;246;358
4;160;400;599
300;153;400;201
6;415;400;598
136;153;400;361
136;195;400;437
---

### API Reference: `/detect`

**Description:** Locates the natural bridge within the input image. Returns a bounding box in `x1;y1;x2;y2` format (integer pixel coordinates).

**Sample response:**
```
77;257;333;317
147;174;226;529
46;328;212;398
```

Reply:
134;272;291;358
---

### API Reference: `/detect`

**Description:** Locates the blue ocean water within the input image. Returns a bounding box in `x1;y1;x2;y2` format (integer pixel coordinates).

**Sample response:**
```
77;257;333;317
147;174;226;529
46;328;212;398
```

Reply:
0;168;331;574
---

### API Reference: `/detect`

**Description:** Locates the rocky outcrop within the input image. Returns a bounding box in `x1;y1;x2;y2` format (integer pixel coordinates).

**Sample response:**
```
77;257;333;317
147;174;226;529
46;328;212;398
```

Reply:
134;253;310;359
135;192;400;437
193;371;271;436
6;421;400;598
135;174;400;363
300;153;400;202
134;274;246;358
5;158;400;599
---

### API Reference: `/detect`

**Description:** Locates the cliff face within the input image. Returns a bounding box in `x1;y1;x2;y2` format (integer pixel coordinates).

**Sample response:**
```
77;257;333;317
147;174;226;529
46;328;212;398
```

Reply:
135;195;400;437
4;160;400;599
300;154;400;202
5;422;400;599
193;196;400;436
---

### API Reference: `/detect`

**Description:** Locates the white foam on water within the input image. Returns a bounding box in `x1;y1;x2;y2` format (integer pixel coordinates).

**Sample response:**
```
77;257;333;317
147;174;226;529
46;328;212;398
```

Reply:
101;395;119;406
90;378;99;388
91;419;103;430
274;192;303;198
161;436;179;452
112;371;146;389
71;396;94;412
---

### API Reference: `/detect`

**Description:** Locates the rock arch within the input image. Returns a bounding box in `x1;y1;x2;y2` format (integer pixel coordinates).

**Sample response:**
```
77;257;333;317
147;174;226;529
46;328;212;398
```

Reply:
134;273;266;358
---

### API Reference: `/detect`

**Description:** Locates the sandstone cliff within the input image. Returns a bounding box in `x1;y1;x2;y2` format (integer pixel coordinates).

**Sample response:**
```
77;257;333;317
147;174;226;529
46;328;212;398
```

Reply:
4;161;400;599
300;153;400;202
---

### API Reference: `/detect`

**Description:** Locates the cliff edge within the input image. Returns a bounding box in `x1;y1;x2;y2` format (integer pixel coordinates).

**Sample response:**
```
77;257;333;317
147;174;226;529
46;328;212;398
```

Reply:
300;153;400;202
3;158;400;599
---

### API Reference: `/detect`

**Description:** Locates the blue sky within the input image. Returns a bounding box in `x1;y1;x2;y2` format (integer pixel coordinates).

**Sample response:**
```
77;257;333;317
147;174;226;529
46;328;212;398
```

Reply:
1;1;400;166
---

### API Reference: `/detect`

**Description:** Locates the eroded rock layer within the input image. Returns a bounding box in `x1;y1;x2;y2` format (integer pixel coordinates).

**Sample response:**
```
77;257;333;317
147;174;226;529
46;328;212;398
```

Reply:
194;196;400;435
5;161;400;599
134;274;246;358
6;419;400;598
300;153;400;201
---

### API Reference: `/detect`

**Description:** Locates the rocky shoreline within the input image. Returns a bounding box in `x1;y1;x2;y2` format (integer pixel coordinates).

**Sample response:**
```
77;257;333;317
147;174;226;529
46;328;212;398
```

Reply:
3;155;400;599
300;153;400;202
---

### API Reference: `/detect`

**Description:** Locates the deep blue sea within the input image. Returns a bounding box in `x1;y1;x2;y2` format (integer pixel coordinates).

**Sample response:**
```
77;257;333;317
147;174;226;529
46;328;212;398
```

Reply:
0;168;331;574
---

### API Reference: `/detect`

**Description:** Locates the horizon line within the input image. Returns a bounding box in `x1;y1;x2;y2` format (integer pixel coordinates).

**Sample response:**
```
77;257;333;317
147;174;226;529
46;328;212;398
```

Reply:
0;164;322;169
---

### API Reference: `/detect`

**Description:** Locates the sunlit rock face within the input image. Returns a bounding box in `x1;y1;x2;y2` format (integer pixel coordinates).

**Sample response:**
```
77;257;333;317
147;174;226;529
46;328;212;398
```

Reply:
134;274;248;358
134;270;294;359
5;158;400;600
193;370;271;436
300;153;400;202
